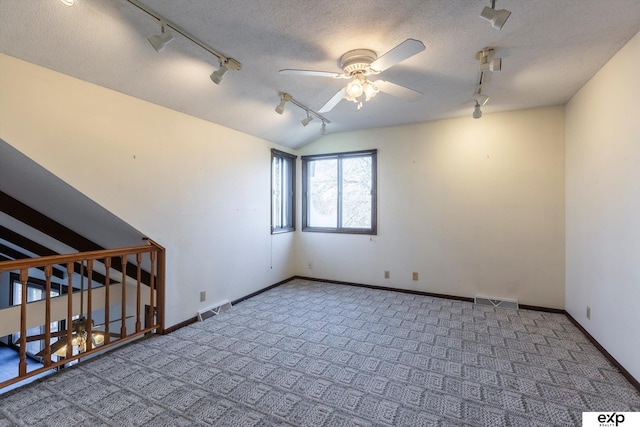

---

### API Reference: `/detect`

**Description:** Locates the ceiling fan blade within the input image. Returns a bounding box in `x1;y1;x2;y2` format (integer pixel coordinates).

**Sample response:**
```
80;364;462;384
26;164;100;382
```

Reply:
318;88;347;113
279;69;345;78
35;335;72;357
93;315;135;329
370;39;426;72
376;80;423;101
25;330;68;342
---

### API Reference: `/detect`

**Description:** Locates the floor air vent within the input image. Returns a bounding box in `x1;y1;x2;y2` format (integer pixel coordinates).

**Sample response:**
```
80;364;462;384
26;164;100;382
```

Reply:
474;296;519;310
197;300;232;321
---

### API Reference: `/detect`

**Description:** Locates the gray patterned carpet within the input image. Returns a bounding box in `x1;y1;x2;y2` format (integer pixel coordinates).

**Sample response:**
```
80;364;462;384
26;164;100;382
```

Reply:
1;278;639;426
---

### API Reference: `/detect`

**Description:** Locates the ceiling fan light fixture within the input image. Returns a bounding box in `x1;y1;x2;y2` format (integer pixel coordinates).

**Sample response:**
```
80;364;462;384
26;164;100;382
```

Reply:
91;332;106;346
473;102;483;119
345;75;379;110
148;23;174;53
480;1;511;30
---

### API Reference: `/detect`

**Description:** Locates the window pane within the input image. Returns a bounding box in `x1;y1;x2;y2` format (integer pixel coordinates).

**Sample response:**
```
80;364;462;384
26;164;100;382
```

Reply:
282;159;291;227
271;149;296;233
308;159;338;227
342;156;372;228
272;157;283;228
302;149;376;234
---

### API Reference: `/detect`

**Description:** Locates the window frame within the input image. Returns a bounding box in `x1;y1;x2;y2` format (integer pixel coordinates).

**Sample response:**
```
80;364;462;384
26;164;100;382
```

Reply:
302;149;377;235
270;148;297;234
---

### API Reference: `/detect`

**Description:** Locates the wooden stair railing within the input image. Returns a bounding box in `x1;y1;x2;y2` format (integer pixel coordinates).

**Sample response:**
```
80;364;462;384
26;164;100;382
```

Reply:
0;239;165;390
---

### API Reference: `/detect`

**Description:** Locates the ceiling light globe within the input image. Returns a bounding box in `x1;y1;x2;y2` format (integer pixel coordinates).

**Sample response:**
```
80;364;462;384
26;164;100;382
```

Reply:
346;79;364;98
60;0;75;5
364;81;379;101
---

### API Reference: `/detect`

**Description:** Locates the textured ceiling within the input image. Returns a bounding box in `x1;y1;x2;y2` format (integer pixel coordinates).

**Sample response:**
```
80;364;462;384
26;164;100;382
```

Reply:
1;0;639;148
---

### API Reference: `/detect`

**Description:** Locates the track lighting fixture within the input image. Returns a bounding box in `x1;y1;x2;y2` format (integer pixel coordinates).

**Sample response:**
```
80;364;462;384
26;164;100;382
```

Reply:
471;48;502;119
125;0;241;84
275;93;292;114
148;22;174;53
473;102;482;119
275;92;331;132
480;0;511;30
60;0;76;5
301;111;313;127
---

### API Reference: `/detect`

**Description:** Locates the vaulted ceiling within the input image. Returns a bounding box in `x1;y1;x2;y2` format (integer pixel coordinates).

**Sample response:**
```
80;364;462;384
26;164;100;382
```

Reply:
1;1;639;148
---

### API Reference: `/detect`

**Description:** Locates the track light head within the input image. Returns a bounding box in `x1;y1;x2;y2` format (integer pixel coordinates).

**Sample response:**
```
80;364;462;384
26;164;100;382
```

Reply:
210;62;228;85
301;112;313;127
477;48;502;72
473;92;490;106
148;23;174;53
275;93;292;114
321;121;327;135
473;102;482;119
480;58;502;72
480;2;511;30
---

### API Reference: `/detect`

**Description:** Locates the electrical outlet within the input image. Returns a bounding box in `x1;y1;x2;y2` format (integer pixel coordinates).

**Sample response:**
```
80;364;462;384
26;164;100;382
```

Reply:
586;306;591;320
200;291;206;302
307;261;313;270
412;272;419;281
384;271;390;279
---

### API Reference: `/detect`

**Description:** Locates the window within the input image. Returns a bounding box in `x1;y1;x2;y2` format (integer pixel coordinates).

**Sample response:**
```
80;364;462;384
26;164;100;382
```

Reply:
271;149;297;233
302;149;377;234
10;275;62;357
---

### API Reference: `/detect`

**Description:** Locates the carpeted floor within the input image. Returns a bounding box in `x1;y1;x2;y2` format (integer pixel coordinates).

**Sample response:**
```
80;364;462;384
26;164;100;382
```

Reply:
0;278;638;426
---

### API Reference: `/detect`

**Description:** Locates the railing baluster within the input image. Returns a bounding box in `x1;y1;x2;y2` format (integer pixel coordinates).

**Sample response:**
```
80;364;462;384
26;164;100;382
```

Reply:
156;246;166;333
66;262;74;359
44;264;52;366
136;253;142;332
19;269;28;376
149;250;156;330
104;257;111;345
86;259;93;352
121;254;127;338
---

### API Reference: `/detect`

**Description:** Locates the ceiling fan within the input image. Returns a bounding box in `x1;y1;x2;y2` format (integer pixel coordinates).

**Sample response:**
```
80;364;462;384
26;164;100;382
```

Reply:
280;39;426;113
23;262;124;359
32;315;116;358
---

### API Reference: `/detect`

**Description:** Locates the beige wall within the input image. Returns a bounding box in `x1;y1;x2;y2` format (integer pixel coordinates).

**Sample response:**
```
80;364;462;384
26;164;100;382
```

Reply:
0;54;296;328
298;106;566;308
565;31;640;380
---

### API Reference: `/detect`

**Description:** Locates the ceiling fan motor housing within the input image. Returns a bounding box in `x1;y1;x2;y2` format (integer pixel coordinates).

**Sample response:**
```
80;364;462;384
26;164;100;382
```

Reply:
340;49;378;76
